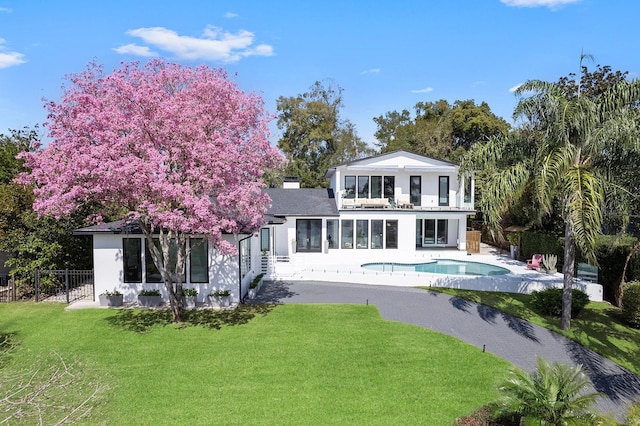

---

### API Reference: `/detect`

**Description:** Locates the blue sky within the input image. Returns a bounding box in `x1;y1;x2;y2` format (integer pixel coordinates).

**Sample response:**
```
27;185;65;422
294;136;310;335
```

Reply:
0;0;638;147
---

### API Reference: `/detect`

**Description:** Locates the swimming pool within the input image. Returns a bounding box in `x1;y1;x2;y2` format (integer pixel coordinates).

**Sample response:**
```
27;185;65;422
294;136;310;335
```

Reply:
361;259;510;276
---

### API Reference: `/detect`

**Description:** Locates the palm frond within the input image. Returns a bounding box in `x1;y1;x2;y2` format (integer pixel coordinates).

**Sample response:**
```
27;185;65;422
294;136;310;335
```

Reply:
564;166;604;264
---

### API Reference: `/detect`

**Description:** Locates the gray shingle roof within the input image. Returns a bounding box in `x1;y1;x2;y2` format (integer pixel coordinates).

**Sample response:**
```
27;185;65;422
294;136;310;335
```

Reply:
265;188;338;217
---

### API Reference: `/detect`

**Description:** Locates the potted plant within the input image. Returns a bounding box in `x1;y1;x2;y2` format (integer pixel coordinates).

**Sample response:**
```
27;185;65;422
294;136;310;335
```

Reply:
99;289;123;307
182;288;198;309
542;254;558;274
506;233;520;260
138;289;162;307
208;289;231;308
248;273;265;299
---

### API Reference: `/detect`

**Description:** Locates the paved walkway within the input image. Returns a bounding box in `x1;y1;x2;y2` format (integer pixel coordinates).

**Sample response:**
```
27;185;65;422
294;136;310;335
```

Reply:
254;280;640;418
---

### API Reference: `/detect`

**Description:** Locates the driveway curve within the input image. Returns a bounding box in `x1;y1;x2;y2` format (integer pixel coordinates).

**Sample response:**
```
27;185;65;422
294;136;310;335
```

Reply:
253;280;640;418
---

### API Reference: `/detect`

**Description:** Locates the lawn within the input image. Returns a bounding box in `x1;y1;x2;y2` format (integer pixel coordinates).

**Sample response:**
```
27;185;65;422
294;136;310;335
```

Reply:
0;302;511;425
426;288;640;376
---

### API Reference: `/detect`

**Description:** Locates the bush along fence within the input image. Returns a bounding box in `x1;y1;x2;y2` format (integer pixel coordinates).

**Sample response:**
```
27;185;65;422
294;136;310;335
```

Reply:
33;269;94;303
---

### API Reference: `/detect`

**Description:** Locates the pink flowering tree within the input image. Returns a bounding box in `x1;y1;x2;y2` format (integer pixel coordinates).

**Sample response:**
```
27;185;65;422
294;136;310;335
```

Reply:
17;60;282;322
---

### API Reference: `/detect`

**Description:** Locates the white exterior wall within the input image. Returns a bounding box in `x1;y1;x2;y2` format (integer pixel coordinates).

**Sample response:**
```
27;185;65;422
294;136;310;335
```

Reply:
93;234;247;304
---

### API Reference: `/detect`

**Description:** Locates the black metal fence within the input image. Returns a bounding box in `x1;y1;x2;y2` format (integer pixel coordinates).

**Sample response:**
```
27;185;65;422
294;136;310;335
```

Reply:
34;269;94;303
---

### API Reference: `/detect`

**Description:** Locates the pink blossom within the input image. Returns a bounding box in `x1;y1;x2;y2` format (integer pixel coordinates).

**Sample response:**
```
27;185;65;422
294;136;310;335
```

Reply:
17;59;283;255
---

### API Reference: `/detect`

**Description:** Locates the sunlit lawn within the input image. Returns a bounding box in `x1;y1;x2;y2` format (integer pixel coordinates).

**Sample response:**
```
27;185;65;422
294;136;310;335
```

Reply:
0;302;511;425
426;287;640;376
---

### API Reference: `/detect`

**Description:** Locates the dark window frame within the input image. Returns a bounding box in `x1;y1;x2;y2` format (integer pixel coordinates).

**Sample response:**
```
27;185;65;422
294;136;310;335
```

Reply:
439;176;450;206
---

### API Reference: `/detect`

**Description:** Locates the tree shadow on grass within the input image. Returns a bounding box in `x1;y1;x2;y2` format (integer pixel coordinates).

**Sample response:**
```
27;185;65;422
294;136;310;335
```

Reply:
105;303;277;333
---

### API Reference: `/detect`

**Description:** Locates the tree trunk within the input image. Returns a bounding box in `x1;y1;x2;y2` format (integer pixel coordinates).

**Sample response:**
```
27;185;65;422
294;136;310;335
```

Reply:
561;221;575;331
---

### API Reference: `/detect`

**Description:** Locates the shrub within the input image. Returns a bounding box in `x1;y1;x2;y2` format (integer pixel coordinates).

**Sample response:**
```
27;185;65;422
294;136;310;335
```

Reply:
453;404;520;426
212;289;231;298
138;289;161;296
521;231;563;267
182;288;198;297
530;288;589;318
622;281;640;328
250;273;265;289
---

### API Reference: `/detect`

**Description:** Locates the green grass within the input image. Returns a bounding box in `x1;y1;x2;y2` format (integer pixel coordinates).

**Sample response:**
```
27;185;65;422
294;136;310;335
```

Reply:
0;302;511;425
425;287;640;376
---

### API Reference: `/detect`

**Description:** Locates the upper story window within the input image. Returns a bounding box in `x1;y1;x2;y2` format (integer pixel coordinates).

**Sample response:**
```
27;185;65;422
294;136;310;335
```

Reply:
357;176;369;198
439;176;449;206
463;175;472;203
384;176;395;199
371;176;382;198
410;176;421;206
344;176;356;198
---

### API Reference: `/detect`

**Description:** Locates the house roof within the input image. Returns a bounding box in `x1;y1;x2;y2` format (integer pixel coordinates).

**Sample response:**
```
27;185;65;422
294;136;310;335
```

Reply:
265;188;338;218
325;149;459;178
74;220;143;235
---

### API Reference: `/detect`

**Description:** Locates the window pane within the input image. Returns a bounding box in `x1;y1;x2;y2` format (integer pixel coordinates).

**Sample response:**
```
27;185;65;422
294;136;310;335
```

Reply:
383;176;395;199
341;220;354;249
437;220;448;244
260;228;270;252
240;237;251;278
190;238;209;283
424;220;435;244
439;176;449;206
344;176;356;199
410;176;421;205
145;238;185;283
296;219;322;253
357;176;369;198
464;175;472;203
371;220;383;249
386;220;398;249
356;220;368;249
123;238;142;283
371;176;382;198
327;219;339;249
145;239;162;283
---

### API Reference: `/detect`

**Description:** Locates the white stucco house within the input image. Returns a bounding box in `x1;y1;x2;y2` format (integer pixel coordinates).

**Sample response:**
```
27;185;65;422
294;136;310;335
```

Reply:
76;150;479;304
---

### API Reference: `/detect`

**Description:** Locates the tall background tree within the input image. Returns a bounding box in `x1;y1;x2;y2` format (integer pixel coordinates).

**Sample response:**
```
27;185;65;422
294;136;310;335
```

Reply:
17;60;282;321
0;127;93;294
374;99;510;162
276;80;373;188
463;61;640;330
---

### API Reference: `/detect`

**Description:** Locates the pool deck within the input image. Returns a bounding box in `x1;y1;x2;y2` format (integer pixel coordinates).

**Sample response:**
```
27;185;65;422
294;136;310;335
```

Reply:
276;244;603;301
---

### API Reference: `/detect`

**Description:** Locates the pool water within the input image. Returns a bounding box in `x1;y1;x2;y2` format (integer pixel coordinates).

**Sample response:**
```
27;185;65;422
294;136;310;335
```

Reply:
361;259;510;276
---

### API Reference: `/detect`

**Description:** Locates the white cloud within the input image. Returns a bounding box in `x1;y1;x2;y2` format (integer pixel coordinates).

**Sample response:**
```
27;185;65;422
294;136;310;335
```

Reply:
224;12;238;18
411;87;434;94
0;38;25;68
114;25;274;63
500;0;581;8
361;68;380;75
509;83;523;92
112;43;158;57
0;8;12;13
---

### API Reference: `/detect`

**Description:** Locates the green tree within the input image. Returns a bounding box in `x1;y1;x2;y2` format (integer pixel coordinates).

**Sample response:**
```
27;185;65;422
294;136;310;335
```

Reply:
0;127;93;292
374;99;509;161
496;357;599;425
463;61;640;330
277;80;373;188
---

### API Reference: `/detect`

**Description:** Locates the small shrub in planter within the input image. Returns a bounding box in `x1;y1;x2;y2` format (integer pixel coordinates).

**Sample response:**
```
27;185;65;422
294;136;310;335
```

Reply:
622;281;640;328
182;288;198;309
138;289;162;307
99;289;123;307
209;289;231;308
248;273;265;299
530;288;589;318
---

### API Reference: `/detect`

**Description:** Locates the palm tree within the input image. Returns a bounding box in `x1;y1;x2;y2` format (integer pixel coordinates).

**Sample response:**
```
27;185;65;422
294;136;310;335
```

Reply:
463;64;640;330
496;357;599;425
